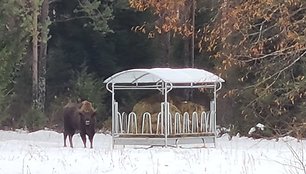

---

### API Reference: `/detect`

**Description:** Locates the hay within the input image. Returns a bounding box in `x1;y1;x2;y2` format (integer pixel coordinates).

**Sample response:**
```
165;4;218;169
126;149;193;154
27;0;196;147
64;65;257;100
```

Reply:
131;94;207;134
132;95;181;134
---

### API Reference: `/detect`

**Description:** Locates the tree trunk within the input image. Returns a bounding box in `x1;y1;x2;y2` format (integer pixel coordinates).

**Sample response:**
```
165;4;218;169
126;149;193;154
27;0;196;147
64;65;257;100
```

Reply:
163;32;171;67
38;0;49;111
188;3;195;99
32;0;39;109
191;0;195;68
184;37;193;101
183;0;196;101
183;38;190;67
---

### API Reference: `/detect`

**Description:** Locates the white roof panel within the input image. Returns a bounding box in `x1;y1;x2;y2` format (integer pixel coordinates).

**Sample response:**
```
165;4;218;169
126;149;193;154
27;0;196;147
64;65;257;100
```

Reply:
103;68;225;84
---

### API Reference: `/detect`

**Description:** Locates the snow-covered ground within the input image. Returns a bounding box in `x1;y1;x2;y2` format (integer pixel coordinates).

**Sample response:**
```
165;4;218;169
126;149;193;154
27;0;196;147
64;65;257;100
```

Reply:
0;130;305;174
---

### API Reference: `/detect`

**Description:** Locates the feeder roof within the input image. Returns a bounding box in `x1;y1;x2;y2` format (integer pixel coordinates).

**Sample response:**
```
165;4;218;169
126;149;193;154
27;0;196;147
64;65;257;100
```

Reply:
104;68;225;84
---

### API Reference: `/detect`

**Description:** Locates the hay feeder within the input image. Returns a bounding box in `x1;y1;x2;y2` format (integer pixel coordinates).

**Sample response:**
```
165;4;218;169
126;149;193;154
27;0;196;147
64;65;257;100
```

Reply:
104;68;224;147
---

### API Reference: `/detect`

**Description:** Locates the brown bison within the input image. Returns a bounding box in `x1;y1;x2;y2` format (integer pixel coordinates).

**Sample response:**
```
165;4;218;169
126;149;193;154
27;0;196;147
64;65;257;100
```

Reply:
63;100;97;148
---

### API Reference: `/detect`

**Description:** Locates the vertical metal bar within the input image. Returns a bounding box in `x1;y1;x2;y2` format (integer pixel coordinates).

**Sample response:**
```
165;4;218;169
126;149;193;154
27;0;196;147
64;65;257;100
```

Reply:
205;112;209;132
214;84;217;132
142;112;152;134
157;112;160;134
111;83;115;148
200;112;204;132
174;112;181;134
192;112;198;133
141;113;145;134
161;105;164;134
118;112;123;133
209;103;214;132
183;112;190;133
114;102;118;133
149;113;152;134
127;113;131;133
164;82;168;147
213;83;217;146
168;104;172;134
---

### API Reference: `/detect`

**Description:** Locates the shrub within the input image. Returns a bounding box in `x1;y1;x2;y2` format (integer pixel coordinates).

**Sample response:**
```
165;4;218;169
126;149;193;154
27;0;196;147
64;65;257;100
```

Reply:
69;66;107;128
23;108;47;131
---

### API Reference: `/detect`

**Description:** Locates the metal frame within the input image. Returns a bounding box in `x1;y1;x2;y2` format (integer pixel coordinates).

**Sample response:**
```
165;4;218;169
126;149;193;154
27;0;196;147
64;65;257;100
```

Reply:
104;68;224;148
106;81;222;148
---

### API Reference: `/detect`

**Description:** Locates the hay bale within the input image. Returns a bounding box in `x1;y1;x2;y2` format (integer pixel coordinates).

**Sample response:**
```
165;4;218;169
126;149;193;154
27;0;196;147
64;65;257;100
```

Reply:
132;95;181;133
130;94;208;134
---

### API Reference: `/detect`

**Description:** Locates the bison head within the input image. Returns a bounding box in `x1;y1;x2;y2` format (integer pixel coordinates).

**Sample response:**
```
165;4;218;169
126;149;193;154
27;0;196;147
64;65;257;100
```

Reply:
79;100;96;126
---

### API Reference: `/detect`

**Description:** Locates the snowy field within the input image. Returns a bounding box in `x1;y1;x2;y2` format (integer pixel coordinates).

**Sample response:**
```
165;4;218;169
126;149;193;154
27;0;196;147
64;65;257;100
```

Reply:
0;130;305;174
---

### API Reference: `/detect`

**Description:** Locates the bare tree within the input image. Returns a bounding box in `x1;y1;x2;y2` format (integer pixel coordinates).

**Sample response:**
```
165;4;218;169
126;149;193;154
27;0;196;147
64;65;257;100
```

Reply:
31;0;39;110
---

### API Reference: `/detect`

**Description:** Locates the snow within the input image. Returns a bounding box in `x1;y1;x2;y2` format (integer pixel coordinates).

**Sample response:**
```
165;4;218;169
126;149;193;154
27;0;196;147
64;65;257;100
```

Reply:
0;130;305;174
248;127;256;135
248;123;266;134
256;123;265;130
103;68;225;84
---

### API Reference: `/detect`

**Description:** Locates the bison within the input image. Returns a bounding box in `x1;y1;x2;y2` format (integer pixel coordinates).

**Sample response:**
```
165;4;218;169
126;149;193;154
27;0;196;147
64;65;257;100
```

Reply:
63;100;97;148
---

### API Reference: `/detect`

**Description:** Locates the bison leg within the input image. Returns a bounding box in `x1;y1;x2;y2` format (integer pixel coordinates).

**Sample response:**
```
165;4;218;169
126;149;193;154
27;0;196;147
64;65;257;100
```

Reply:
64;132;68;147
89;134;94;149
68;134;74;148
80;133;87;148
